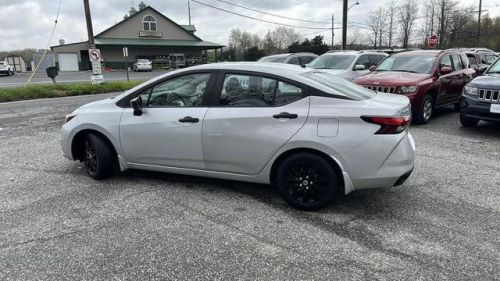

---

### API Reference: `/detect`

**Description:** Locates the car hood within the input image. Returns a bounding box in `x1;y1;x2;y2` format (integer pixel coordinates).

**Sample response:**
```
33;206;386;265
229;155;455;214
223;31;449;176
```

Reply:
73;98;115;114
354;71;432;85
468;74;500;89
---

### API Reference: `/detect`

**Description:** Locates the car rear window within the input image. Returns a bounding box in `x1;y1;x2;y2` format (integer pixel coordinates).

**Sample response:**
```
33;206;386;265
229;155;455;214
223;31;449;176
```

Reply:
301;71;376;100
258;55;287;63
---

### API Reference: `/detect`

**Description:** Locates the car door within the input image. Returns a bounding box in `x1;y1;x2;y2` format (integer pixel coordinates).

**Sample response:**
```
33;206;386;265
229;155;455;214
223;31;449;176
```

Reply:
437;54;459;105
119;72;214;169
202;72;309;175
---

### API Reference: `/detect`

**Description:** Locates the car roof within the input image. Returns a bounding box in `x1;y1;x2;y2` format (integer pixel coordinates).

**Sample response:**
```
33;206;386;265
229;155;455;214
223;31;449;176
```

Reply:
393;50;445;57
323;50;387;56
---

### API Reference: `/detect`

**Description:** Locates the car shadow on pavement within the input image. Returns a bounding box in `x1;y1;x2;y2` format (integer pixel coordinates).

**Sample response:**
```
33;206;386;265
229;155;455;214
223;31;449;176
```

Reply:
108;168;408;215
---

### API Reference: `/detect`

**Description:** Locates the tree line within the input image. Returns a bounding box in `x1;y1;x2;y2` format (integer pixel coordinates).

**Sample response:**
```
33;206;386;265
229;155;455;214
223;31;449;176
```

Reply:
367;0;500;50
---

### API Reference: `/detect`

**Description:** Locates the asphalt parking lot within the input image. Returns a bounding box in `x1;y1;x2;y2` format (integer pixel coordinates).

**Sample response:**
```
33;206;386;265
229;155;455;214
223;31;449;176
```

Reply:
0;94;499;280
0;70;168;88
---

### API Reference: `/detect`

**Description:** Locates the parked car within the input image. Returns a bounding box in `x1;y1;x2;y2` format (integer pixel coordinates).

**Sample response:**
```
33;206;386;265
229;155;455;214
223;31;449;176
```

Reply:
465;49;498;75
257;52;318;65
60;62;415;210
0;60;14;76
133;59;153;71
460;57;500;126
354;50;476;124
306;51;388;81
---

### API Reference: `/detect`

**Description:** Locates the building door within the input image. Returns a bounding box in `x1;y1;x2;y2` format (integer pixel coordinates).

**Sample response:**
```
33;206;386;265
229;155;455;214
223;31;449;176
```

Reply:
58;53;79;71
80;50;91;71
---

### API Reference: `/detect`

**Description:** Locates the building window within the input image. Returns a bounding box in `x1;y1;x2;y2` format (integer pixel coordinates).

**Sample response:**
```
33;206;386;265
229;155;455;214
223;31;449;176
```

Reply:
143;15;157;31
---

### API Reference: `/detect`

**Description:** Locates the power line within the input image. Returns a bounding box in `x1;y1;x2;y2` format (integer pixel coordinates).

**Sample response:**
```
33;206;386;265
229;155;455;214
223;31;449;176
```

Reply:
25;0;63;86
212;0;330;24
190;0;332;30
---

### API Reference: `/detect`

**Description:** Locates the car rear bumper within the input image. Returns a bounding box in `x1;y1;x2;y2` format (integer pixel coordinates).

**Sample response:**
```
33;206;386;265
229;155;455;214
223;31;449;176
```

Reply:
340;131;415;193
461;96;500;122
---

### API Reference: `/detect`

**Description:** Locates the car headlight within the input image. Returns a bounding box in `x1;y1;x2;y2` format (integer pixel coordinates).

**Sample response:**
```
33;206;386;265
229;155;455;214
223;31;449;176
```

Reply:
463;86;478;96
399;86;418;93
65;113;77;123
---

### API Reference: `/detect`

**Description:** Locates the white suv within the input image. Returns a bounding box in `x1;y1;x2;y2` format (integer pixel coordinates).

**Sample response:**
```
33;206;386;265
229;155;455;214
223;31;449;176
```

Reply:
0;61;14;76
307;51;387;81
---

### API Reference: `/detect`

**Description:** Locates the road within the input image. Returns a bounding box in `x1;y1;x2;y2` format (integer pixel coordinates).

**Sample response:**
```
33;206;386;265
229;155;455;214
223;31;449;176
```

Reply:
0;94;499;280
0;70;168;88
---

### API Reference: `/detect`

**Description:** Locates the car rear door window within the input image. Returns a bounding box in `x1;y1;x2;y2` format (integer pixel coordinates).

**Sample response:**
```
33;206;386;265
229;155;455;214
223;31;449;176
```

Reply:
452;54;462;70
288;57;300;65
218;74;303;107
368;55;385;67
484;54;498;64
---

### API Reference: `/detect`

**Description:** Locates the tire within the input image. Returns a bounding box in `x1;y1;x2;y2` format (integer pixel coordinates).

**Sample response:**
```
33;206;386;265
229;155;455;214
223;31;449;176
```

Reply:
454;99;461;112
460;113;479;127
84;133;116;179
414;95;433;124
275;153;338;210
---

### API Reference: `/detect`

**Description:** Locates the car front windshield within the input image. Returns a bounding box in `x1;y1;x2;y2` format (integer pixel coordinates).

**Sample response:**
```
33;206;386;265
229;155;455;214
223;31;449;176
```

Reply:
308;54;355;70
486;58;500;73
376;56;436;74
301;71;376;100
138;59;149;63
258;55;287;63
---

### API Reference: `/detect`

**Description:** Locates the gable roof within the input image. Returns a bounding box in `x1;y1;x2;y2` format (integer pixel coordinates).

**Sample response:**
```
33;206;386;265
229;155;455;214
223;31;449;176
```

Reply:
95;6;202;41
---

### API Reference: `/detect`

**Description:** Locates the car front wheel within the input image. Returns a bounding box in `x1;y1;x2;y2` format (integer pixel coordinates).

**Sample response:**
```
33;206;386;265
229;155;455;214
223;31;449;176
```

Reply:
460;113;479;127
84;133;116;179
276;153;338;210
414;95;433;124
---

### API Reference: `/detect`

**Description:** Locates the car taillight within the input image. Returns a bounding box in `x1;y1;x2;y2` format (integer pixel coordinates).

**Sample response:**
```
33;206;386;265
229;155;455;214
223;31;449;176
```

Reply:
361;115;411;134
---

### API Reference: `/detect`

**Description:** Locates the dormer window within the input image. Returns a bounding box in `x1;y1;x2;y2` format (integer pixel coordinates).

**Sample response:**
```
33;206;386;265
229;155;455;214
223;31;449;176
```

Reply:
143;15;157;31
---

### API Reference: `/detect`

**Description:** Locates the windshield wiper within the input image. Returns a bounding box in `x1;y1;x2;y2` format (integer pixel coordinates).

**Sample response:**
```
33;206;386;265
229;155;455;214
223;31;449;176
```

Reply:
392;69;418;73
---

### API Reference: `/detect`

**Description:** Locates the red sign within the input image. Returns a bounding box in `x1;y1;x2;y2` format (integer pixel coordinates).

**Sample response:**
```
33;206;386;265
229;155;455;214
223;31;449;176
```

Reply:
428;35;438;48
88;49;101;62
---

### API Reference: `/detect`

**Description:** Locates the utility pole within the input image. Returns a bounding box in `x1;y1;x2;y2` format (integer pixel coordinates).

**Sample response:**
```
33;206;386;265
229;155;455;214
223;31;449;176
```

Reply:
331;14;334;50
188;0;191;25
477;0;482;42
83;0;95;48
342;0;347;50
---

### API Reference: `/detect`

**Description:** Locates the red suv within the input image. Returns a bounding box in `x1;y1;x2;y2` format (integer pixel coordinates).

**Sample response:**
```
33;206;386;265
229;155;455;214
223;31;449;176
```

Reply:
354;50;476;124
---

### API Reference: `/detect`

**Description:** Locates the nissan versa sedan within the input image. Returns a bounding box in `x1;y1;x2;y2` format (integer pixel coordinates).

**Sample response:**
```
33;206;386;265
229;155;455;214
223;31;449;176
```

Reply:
61;63;415;210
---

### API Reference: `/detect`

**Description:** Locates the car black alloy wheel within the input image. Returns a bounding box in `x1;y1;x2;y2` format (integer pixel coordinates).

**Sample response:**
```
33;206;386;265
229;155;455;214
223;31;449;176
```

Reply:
276;153;338;210
85;137;98;176
285;163;327;204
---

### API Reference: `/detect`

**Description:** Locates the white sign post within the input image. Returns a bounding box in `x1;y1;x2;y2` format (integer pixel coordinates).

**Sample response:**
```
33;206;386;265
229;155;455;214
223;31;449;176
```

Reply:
88;48;104;84
123;47;129;82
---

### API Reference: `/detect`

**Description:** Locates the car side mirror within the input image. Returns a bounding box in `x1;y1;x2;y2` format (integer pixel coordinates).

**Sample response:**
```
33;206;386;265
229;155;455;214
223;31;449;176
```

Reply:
478;66;488;74
440;66;453;75
369;65;377;72
130;96;143;116
353;64;366;71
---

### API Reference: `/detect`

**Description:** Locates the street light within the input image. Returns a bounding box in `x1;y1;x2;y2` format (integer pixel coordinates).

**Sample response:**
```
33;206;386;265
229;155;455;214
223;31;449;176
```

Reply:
348;0;360;11
342;0;360;50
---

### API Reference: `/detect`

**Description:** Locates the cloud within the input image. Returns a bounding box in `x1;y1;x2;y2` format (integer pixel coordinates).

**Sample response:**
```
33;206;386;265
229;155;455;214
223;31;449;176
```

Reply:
0;0;499;51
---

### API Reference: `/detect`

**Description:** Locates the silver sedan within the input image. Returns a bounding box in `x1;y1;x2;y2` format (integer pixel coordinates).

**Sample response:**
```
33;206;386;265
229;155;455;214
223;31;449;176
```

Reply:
60;62;415;210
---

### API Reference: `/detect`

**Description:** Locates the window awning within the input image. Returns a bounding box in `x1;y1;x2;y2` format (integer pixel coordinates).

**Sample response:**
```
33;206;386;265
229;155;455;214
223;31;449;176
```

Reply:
94;38;224;48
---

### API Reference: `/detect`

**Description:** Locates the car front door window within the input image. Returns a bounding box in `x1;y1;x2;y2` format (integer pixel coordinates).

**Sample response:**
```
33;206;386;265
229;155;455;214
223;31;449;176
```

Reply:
145;73;210;107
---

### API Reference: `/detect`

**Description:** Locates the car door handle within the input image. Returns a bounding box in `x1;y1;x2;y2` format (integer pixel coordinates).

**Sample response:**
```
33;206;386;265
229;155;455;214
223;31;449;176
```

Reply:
178;116;199;123
273;112;298;119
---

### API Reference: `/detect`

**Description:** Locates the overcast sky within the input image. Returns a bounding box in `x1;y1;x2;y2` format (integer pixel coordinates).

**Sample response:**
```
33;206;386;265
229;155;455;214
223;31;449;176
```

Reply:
0;0;499;51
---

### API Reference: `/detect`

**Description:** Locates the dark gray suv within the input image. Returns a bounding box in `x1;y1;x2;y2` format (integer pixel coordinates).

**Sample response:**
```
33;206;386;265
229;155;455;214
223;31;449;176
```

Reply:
460;57;500;126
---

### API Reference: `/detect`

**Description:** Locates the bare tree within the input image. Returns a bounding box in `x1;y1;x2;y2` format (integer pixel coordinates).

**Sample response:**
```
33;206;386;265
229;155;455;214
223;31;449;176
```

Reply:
398;0;419;48
386;1;397;48
368;6;386;48
347;30;362;49
436;0;459;47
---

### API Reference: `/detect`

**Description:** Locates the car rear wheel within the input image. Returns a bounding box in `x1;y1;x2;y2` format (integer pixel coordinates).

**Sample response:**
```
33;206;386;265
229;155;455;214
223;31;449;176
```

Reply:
414;95;433;124
275;153;338;210
84;133;115;179
460;113;479;127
